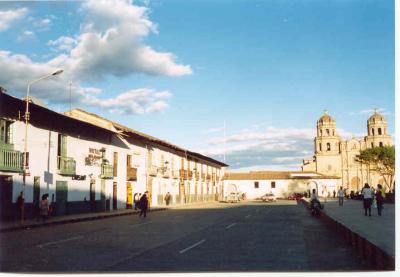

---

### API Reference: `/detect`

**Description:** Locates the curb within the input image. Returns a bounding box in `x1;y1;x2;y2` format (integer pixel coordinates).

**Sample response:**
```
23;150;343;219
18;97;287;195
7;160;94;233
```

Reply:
0;208;166;233
300;199;395;270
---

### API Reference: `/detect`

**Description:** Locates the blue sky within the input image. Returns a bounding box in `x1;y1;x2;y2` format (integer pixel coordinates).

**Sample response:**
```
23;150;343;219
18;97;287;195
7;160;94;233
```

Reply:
0;0;394;171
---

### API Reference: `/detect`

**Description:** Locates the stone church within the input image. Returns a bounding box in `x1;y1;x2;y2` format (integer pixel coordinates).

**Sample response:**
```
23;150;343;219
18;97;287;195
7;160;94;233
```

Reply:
302;111;392;192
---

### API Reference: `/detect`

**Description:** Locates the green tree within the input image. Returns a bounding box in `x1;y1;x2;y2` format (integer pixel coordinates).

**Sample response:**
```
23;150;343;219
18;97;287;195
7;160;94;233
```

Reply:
356;146;395;191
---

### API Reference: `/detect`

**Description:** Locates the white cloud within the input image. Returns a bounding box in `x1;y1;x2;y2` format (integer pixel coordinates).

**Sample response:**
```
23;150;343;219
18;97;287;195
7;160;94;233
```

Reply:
48;36;77;52
0;8;28;32
17;30;36;41
82;88;171;115
34;18;51;28
45;0;192;81
0;0;190;115
207;126;225;133
208;126;315;145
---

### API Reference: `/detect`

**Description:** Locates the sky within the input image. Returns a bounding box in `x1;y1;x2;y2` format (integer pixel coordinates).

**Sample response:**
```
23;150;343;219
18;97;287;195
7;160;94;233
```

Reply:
0;0;395;171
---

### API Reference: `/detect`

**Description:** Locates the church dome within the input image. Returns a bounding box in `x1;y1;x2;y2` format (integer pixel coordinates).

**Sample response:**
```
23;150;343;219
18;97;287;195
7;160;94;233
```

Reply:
318;112;335;124
368;111;386;124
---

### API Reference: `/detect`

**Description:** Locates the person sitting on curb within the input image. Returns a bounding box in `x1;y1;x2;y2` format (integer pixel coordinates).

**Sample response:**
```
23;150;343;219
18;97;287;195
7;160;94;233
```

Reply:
310;189;322;210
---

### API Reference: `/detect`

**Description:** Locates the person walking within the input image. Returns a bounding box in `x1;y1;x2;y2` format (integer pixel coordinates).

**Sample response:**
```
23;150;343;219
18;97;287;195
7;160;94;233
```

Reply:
322;186;328;203
361;183;372;216
333;190;336;198
139;191;149;218
133;193;139;210
375;184;385;216
39;194;49;222
16;191;24;221
338;186;345;206
164;192;172;206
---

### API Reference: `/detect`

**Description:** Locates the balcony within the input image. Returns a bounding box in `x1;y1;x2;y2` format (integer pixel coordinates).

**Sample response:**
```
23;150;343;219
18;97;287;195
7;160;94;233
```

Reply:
206;174;212;182
180;169;187;180
58;156;76;176
127;166;137;181
149;165;158;176
188;170;193;179
194;171;200;181
101;163;114;179
0;146;23;172
201;173;205;181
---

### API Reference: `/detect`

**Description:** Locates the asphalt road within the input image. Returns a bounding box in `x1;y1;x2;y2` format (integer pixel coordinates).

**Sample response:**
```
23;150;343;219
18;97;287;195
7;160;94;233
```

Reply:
0;200;371;272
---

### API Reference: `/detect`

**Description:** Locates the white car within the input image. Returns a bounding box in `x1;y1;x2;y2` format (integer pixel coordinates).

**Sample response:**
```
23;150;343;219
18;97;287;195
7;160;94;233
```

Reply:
226;192;240;203
261;193;277;202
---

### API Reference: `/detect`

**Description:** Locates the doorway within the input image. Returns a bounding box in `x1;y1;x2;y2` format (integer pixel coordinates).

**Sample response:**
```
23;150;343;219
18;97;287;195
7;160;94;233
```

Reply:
126;182;132;209
0;176;13;220
55;181;68;215
113;182;117;210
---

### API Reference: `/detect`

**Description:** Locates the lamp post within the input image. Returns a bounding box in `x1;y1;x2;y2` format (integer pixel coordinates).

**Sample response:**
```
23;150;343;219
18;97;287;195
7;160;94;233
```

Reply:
21;69;63;223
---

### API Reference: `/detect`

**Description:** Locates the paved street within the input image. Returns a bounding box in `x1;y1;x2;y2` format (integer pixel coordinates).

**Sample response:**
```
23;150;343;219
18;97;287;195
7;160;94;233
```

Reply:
0;200;371;272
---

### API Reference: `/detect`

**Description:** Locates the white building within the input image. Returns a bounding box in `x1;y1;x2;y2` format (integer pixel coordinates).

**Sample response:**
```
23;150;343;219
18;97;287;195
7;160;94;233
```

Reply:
0;92;227;221
223;171;339;200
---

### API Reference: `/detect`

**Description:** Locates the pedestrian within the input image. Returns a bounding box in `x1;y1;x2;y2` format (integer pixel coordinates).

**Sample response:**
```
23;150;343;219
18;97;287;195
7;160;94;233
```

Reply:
164;192;172;206
338;186;345;206
375;184;385;216
39;194;49;222
361;183;372;216
333;190;336;198
16;191;24;221
138;191;149;218
322;186;328;203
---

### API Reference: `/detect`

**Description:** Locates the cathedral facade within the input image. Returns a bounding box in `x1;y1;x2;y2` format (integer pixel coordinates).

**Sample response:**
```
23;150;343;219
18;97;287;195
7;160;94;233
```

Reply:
302;111;392;192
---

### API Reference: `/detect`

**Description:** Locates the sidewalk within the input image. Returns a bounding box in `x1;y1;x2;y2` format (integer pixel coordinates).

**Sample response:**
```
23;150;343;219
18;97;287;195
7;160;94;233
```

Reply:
302;198;395;269
0;200;221;233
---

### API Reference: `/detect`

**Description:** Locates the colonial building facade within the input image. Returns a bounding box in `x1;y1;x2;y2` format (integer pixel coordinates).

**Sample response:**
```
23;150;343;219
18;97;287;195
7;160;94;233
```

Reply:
0;92;226;221
224;171;339;200
302;111;392;192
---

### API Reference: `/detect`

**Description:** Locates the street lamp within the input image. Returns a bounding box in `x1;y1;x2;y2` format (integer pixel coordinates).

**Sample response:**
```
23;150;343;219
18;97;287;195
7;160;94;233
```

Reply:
21;69;64;222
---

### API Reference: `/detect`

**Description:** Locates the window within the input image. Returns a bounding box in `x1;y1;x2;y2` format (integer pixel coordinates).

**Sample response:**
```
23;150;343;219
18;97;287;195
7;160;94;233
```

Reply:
372;128;375;135
127;154;132;168
378;128;382;135
379;142;383;147
319;143;322;151
271;181;276;189
326;129;330;136
319;129;322;136
333;130;335;136
327;143;331;151
371;142;374;148
254;181;259;189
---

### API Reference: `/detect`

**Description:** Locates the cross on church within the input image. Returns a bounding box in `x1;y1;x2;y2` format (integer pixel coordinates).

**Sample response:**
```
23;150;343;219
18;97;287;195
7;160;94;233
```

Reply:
323;109;328;115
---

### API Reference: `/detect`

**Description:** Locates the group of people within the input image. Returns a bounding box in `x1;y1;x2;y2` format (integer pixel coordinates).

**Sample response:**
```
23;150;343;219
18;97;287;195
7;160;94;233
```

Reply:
16;192;51;222
360;183;386;216
310;183;387;217
133;191;152;218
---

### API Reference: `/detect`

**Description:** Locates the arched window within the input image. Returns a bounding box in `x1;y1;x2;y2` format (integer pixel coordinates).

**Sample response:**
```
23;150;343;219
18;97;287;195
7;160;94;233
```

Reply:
371;142;374;148
319;143;322;151
378;128;382;135
372;128;375;135
327;143;331;151
319;129;322;136
333;130;335;136
326;129;330;136
379;142;383;147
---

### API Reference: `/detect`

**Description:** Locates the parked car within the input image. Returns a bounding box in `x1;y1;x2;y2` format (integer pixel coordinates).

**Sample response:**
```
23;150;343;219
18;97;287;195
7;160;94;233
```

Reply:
287;193;304;200
226;192;240;203
261;193;277;202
